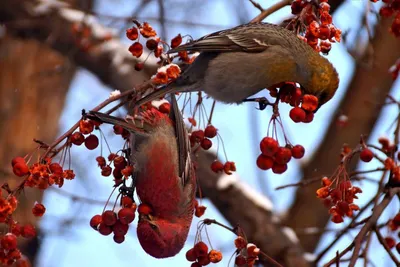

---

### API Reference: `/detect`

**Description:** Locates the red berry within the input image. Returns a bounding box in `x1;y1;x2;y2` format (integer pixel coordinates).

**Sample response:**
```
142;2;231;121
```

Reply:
360;148;373;162
319;2;330;12
113;168;123;180
272;163;288;174
185;248;197;262
320;11;332;25
96;156;106;168
256;154;273;170
15;257;30;267
84;134;99;150
291;145;305;159
108;153;117;161
204;125;217;138
159;103;171;114
260;137;279;156
194;241;208;257
11;224;22;237
289;107;306;123
190;130;205;143
138;203;153;215
234;236;247;249
129;42;143;58
201;138;212;150
98;223;112;236
275;147;292;164
146;39;158;50
195;205;206;217
320;41;331;55
126;27;138;40
118;208;135;224
318;25;331;40
102;210;117;226
21;224;36;239
113;156;127;169
210;160;224;173
121;196;133;208
291;1;303;14
396;242;400;254
13;162;29;177
208;250;222;263
32;203;46;217
79;119;94;134
303;111;314;123
235;255;246;265
112;220;129;236
171;34;182;48
134;62;144;71
11;157;25;167
113;234;125;244
247;244;260;257
1;234;17;250
197;256;210;266
393;213;400;226
90;215;102;230
385;237;396;249
113;125;124;135
101;166;112;176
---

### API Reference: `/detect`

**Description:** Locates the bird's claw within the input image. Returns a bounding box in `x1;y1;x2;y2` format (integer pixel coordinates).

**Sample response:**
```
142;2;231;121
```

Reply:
243;97;271;110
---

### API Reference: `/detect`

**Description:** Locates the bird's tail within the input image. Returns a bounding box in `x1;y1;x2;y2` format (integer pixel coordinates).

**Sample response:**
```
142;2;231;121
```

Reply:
87;111;149;136
133;83;177;109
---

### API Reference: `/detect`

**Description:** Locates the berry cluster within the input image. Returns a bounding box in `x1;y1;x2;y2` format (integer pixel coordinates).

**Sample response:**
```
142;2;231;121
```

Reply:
375;137;400;182
378;0;400;37
190;125;218;150
188;124;236;175
126;22;161;60
90;196;137;244
291;0;342;54
194;200;207;218
233;236;260;267
0;183;37;266
0;233;31;266
317;177;362;223
70;119;104;150
151;64;181;85
257;137;305;174
210;160;236;175
96;153;133;186
185;241;222;266
268;82;318;123
12;157;74;190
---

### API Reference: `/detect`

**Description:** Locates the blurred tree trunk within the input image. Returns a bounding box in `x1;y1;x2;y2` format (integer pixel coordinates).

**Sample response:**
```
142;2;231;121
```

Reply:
0;1;93;264
284;17;400;252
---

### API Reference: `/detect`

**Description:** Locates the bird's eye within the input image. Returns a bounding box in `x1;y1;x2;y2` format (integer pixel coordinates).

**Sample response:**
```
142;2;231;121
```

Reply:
150;224;158;230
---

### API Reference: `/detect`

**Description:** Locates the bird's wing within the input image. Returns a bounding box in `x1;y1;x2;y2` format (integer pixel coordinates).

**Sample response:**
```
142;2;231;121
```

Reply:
168;22;284;53
169;94;191;187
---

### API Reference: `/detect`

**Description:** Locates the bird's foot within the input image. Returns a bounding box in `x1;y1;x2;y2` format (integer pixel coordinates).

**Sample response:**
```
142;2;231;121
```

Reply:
243;97;272;110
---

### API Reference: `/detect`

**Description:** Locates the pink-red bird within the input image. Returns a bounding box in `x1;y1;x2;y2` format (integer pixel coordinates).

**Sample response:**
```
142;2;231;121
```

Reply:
89;95;196;258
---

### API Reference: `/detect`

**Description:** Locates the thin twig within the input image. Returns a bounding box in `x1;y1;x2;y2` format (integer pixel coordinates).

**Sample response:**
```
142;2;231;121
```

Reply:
250;0;292;23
